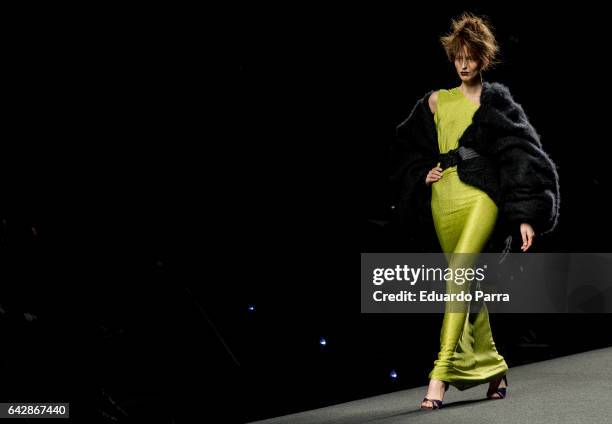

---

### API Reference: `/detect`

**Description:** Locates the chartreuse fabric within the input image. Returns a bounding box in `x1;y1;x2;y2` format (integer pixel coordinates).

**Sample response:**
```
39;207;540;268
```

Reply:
428;87;508;390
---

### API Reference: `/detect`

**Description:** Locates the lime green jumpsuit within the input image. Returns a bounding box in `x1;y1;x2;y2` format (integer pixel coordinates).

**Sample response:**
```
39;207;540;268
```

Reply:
428;87;508;391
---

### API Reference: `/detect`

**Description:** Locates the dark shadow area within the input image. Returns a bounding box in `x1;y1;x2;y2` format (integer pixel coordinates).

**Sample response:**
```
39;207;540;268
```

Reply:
2;3;611;424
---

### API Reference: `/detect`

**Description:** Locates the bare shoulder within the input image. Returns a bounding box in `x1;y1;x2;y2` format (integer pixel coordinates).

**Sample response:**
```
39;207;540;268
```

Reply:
428;90;439;114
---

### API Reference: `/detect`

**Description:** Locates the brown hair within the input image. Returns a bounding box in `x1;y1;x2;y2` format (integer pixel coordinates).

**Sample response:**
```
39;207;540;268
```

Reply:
440;12;500;72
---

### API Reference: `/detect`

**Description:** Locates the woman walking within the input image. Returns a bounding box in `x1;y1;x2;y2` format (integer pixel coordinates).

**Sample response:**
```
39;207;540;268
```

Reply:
389;12;560;410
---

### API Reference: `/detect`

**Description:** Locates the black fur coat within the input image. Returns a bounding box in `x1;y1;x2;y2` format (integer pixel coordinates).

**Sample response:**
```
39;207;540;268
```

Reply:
389;81;560;253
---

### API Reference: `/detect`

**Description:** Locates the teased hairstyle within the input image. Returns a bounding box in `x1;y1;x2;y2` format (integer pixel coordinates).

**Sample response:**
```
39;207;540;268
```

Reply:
440;12;500;72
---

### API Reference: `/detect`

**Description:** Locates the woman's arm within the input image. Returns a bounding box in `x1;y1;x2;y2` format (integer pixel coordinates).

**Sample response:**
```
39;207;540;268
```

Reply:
519;223;535;252
483;85;560;241
496;133;560;238
389;92;439;227
390;93;439;190
428;90;439;115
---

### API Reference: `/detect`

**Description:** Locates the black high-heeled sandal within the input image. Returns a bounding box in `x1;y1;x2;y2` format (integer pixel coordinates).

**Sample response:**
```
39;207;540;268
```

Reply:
421;381;450;410
486;375;508;399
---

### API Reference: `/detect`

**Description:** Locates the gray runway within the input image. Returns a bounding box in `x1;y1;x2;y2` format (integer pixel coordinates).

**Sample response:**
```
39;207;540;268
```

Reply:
249;346;612;424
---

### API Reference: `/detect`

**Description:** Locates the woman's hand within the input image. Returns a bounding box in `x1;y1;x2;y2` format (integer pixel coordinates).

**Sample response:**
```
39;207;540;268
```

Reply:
520;223;535;252
425;167;444;185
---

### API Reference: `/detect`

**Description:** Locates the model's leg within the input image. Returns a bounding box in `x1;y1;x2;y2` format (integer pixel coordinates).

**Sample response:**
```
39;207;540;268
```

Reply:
428;253;473;384
424;181;468;407
428;179;472;389
429;194;508;390
458;195;509;389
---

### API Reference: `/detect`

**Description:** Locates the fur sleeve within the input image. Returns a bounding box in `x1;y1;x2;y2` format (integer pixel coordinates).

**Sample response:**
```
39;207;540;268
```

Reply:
494;117;560;236
389;94;438;226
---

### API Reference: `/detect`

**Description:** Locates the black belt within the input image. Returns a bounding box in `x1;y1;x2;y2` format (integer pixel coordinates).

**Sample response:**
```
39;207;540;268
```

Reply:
438;146;481;169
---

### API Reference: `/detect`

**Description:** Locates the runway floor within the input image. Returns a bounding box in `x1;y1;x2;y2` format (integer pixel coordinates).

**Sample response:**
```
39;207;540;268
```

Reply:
249;346;612;423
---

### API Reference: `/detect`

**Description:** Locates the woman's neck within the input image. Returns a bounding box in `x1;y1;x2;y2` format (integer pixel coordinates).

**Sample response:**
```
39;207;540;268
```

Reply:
459;79;483;97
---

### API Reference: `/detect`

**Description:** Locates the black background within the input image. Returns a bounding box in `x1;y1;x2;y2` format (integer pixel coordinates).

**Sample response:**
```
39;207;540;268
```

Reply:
242;3;612;423
1;3;611;423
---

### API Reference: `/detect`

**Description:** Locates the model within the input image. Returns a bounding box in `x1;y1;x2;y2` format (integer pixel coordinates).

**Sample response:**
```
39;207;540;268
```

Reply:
389;12;561;410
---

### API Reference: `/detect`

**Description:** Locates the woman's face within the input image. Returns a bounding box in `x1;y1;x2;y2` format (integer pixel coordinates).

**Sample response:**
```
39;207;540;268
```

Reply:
454;45;481;82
